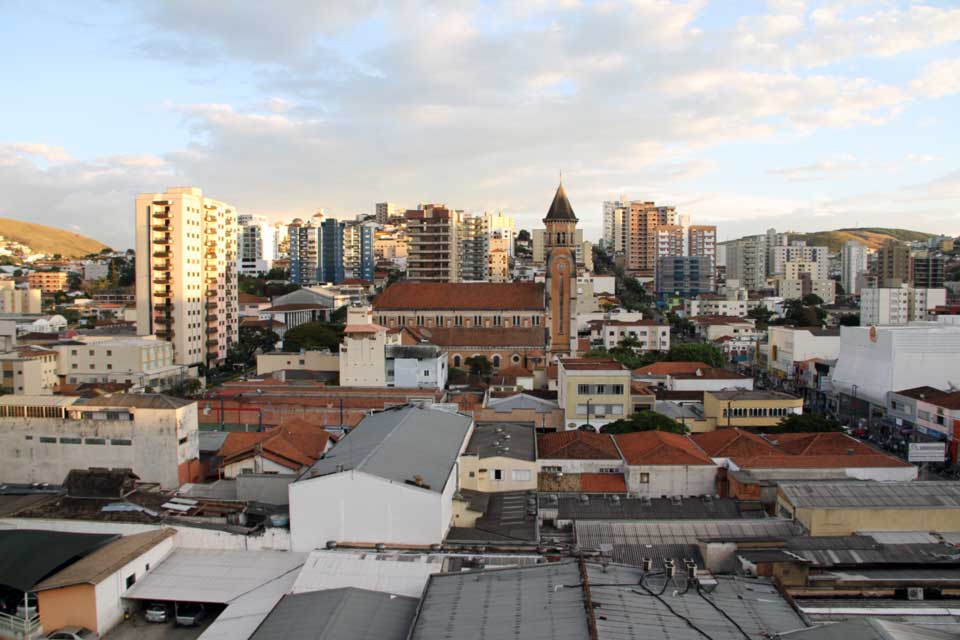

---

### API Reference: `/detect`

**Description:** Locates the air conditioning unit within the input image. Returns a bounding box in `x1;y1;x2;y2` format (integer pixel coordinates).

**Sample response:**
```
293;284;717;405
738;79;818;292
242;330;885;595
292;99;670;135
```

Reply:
908;588;924;601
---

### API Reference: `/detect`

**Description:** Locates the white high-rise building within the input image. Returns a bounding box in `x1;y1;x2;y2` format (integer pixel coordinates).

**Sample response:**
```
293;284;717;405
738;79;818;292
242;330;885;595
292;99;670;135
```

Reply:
722;235;768;290
841;240;869;296
485;211;516;257
136;187;238;366
860;285;947;326
602;198;629;254
769;243;829;278
236;213;277;275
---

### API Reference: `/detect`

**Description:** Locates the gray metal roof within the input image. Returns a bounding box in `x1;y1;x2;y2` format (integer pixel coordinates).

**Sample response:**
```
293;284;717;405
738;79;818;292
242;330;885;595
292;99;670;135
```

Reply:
555;495;761;520
463;422;536;461
779;619;960;640
250;588;419;640
486;392;559;413
290;550;442;597
298;405;473;493
410;562;589;640
797;599;960;633
199;430;230;453
410;560;805;640
576;519;802;548
779;481;960;509
445;491;538;544
782;535;960;567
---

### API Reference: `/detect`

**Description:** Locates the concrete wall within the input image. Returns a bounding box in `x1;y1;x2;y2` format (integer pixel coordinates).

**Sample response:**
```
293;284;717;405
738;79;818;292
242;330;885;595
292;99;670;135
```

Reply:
223;455;294;479
459;455;538;492
625;464;717;497
257;351;339;376
94;534;175;633
289;471;447;550
38;584;97;635
537;458;623;474
671;378;754;392
777;501;960;535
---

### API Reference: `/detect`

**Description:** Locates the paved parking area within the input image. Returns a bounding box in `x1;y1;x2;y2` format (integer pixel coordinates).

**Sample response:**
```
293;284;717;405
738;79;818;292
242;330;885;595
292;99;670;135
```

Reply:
103;616;213;640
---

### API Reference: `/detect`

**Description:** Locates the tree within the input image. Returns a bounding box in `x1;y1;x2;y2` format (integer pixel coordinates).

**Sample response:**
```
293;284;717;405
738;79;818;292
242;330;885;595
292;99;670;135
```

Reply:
770;412;842;433
781;299;826;326
747;305;774;326
283;322;343;352
163;377;203;399
516;229;531;242
802;293;824;307
67;272;83;291
265;266;289;281
228;326;280;366
465;355;493;377
600;410;686;434
668;343;725;367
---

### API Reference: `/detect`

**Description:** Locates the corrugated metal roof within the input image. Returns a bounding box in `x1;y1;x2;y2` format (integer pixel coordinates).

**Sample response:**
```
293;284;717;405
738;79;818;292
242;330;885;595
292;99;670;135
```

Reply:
250;588;418;640
290;550;442;598
779;618;960;640
198;565;299;640
556;495;760;520
464;422;536;461
576;519;802;548
123;549;307;603
779;482;960;509
410;561;589;640
298;405;473;493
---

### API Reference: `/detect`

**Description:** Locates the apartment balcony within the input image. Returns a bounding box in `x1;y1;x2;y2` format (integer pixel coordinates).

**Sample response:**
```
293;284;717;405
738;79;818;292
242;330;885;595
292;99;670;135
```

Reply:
205;239;217;248
153;290;172;299
152;224;170;232
153;275;170;285
205;214;217;223
156;330;175;340
204;250;217;259
153;303;172;313
152;211;170;219
207;314;218;323
153;261;171;271
206;326;219;335
153;316;172;327
206;301;218;310
205;276;218;285
206;339;219;347
152;235;170;245
205;289;217;297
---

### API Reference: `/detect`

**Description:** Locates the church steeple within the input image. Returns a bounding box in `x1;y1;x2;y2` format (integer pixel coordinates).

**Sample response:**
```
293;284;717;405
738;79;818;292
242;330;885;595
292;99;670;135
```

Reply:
544;181;578;223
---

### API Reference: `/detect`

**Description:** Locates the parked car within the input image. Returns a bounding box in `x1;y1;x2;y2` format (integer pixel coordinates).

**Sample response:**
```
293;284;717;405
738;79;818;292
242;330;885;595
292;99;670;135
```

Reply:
46;627;99;640
16;593;38;618
175;603;206;626
145;602;168;623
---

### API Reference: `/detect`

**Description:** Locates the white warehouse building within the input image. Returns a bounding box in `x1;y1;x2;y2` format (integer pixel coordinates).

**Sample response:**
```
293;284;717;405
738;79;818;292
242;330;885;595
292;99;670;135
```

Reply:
289;405;474;551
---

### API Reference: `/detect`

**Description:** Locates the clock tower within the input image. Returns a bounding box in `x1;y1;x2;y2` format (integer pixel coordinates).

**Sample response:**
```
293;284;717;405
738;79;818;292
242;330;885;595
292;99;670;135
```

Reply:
544;180;578;357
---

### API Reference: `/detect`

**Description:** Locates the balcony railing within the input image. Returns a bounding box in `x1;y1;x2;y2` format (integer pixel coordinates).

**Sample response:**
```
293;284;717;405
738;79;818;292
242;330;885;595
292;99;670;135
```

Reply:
153;276;170;284
206;327;218;335
152;211;170;219
156;329;174;340
152;250;169;258
153;303;171;312
152;224;170;232
0;610;42;639
153;262;170;271
153;291;172;299
206;339;219;347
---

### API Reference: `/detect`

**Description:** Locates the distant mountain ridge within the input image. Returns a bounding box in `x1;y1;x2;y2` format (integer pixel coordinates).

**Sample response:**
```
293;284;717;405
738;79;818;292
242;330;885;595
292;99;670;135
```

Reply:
786;228;935;252
0;217;109;257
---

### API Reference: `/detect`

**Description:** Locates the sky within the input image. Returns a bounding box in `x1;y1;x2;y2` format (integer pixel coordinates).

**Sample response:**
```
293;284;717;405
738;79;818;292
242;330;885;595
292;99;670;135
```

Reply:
0;0;958;250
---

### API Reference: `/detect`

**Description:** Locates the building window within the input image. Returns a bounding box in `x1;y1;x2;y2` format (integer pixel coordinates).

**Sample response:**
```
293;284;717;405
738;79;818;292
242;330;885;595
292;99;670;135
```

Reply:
84;438;106;445
60;437;81;444
125;574;136;589
39;436;56;443
423;370;430;377
493;316;502;326
512;354;521;364
455;316;463;327
492;355;501;368
543;465;561;473
111;438;132;446
532;316;540;326
598;467;619;474
512;469;532;481
453;354;462;367
473;315;482;327
493;469;503;481
639;472;650;483
468;471;475;478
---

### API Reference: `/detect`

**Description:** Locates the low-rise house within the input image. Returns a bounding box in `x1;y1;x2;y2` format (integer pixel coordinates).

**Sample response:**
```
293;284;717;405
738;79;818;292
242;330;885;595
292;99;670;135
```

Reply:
217;418;335;478
238;292;271;316
616;430;716;496
703;390;803;429
633;361;711;387
691;316;759;342
458;422;537;492
256;349;339;376
888;386;960;453
54;336;187;390
34;529;176;636
0;345;58;394
667;367;754;392
557;358;631;430
766;326;841;383
587;319;670;352
473;391;565;431
0;394;199;488
289;405;474;550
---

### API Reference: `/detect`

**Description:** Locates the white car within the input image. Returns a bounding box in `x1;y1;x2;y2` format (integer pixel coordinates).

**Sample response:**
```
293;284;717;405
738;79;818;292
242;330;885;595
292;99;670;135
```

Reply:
145;602;168;623
46;627;99;640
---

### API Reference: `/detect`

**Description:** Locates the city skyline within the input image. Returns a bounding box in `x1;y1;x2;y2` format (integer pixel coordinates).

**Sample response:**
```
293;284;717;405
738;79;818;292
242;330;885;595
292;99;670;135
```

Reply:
1;1;959;249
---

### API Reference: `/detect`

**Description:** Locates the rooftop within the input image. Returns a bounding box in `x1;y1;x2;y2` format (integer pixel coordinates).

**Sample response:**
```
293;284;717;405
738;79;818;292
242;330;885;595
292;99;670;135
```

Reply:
779;481;960;509
559;358;628;371
447;490;538;544
615;431;715;466
405;326;547;348
374;281;545;310
0;529;117;591
77;393;193;409
634;361;711;376
298;405;473;493
893;386;960;409
707;389;801;401
544;181;577;221
553;495;760;521
537;431;620;460
670;368;750;381
33;529;175;591
250;588;419;640
463;422;536;462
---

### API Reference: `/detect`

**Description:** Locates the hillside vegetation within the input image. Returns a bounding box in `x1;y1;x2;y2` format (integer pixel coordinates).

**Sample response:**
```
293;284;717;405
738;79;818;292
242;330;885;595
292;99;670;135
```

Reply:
0;217;109;257
787;228;934;252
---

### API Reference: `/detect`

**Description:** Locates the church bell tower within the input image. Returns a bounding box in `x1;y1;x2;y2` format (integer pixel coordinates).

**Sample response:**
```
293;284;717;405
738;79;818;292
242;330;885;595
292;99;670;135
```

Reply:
544;180;578;357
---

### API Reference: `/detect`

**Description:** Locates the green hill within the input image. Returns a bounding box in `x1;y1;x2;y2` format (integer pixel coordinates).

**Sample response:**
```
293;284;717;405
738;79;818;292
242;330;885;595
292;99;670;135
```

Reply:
787;228;934;252
0;217;110;257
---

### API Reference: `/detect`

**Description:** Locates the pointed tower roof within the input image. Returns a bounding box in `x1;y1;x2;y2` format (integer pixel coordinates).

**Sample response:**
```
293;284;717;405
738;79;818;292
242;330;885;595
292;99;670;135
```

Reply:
544;181;577;222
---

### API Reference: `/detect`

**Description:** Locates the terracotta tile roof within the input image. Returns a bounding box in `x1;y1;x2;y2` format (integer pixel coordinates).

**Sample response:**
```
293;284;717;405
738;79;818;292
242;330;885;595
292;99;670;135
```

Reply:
614;431;714;466
239;293;270;304
634;362;710;376
691;316;753;325
577;337;591;352
579;473;627;493
344;324;385;333
690;429;779;458
407;326;546;348
894;386;960;409
262;303;330;312
373;281;545;310
735;454;912;469
218;423;332;470
496;364;533;377
537;431;620;460
631;381;656;395
670;368;749;380
559;358;626;371
588;319;666;327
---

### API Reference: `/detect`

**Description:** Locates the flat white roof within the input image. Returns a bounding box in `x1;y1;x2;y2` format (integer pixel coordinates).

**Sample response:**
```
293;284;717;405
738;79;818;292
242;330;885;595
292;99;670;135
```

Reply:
123;549;306;603
290;550;443;598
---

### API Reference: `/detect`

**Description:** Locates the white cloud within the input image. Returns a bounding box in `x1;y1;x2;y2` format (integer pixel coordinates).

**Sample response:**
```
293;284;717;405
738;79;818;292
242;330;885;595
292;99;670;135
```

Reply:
911;58;960;99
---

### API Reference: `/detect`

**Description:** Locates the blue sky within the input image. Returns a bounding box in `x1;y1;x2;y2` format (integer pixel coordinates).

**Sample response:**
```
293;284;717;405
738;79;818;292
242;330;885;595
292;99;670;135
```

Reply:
1;0;958;249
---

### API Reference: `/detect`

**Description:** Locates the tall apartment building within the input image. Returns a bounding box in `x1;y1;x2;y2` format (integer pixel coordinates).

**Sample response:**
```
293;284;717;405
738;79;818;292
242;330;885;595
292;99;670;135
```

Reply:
625;201;676;278
342;220;376;282
774;260;836;304
765;228;788;275
911;251;945;289
688;225;717;265
841;240;869;296
878;240;911;287
722;235;768;290
320;217;345;284
0;280;41;314
769;242;829;278
287;218;320;285
860;285;947;326
236;213;277;275
656;256;714;297
460;213;489;282
375;202;403;225
405;204;461;282
654;225;684;262
135;187;238;367
27;271;68;293
485;211;516;258
602;198;629;254
488;231;510;283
